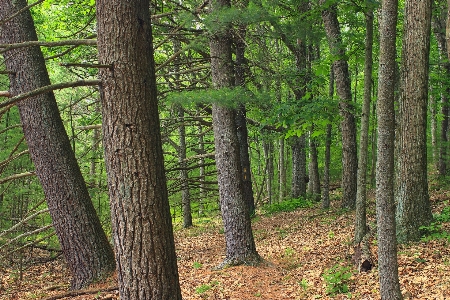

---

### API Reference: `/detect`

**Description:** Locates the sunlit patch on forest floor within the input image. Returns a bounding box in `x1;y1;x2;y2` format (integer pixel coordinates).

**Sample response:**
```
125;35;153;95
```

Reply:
1;190;450;299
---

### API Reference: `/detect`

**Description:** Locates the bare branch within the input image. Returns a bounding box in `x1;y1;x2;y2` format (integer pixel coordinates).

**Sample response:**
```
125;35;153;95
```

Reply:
0;0;45;27
76;124;102;130
0;79;101;109
60;63;112;68
0;91;11;97
0;39;97;53
0;171;35;185
0;208;49;238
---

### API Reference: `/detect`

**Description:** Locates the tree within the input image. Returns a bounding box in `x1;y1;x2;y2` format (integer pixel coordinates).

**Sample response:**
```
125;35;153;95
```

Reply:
0;0;115;290
355;5;374;244
396;0;434;243
376;0;402;298
320;0;358;209
96;0;182;298
210;0;260;267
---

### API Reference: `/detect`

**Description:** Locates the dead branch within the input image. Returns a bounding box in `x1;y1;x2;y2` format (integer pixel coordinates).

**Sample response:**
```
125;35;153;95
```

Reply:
0;208;49;238
0;39;97;53
0;91;11;97
0;149;29;169
0;0;45;27
59;63;112;68
0;79;101;109
0;224;53;250
0;171;35;185
76;124;102;130
43;286;118;300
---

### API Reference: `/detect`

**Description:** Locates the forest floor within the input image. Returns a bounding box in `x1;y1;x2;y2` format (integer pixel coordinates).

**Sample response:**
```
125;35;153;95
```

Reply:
1;188;450;300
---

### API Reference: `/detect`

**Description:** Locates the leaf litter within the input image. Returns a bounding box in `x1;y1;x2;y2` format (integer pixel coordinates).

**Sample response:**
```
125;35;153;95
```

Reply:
1;191;449;299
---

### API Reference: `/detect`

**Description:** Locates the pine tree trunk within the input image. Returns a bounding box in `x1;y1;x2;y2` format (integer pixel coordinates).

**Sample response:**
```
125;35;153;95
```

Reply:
278;137;286;202
235;23;255;216
396;0;434;243
355;8;374;244
308;134;321;201
320;0;358;209
210;0;260;268
96;1;182;299
376;0;402;298
322;67;334;210
0;0;115;290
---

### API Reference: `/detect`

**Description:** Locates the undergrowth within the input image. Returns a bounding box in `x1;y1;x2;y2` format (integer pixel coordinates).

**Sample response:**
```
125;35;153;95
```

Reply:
261;197;314;215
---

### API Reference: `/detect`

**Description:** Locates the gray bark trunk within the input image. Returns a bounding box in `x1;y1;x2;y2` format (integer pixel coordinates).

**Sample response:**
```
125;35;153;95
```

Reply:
355;8;374;244
376;1;402;298
396;0;434;243
291;135;307;198
320;0;358;209
96;1;182;298
0;0;115;290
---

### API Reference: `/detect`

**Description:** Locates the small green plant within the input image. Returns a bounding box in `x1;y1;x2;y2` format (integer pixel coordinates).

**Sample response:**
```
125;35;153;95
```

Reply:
284;247;295;257
420;205;450;242
193;261;202;269
299;278;309;290
195;281;219;294
261;197;313;214
322;264;353;296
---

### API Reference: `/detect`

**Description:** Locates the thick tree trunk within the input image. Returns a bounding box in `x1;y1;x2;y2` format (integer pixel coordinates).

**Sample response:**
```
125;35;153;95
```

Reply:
320;0;358;209
210;0;260;268
234;23;255;216
278;137;286;202
0;0;115;290
355;8;374;244
96;1;182;299
291;135;307;198
396;0;434;243
376;0;402;298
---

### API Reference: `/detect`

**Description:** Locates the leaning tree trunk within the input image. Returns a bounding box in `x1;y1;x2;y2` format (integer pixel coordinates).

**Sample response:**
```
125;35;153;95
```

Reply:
0;0;115;290
320;0;358;209
210;0;260;268
376;0;402;298
96;1;182;299
396;0;434;243
355;7;374;244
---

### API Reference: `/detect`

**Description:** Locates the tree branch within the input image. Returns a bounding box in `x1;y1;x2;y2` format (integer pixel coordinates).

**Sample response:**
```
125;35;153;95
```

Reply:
0;171;35;185
0;39;97;53
0;0;45;27
0;79;101;109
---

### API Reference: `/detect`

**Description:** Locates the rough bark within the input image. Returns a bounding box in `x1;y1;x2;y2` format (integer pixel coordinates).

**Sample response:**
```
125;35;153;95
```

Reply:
308;134;321;201
322;67;334;210
0;0;115;290
432;1;450;176
234;23;255;216
210;0;260;268
355;8;373;244
376;0;402;298
320;0;358;209
278;137;286;202
396;0;434;243
96;1;182;299
291;135;307;198
263;140;274;204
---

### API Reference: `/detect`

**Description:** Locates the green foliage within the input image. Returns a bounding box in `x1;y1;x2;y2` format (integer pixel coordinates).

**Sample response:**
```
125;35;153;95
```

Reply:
322;264;354;296
195;281;219;294
261;197;313;215
420;204;450;242
192;261;203;269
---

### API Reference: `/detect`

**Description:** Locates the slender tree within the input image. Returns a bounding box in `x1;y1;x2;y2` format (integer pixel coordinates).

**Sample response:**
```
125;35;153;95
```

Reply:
355;6;374;244
0;0;115;290
376;0;402;298
320;0;358;209
210;0;260;267
96;0;182;298
396;0;434;243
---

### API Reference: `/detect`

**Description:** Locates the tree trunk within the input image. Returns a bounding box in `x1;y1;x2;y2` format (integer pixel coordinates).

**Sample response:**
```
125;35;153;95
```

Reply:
234;23;256;216
376;0;402;298
278;137;286;202
96;1;182;299
432;1;450;176
396;0;434;243
320;0;358;209
263;140;274;204
0;0;115;290
210;0;260;268
322;66;334;210
291;135;307;198
355;7;374;244
308;133;321;201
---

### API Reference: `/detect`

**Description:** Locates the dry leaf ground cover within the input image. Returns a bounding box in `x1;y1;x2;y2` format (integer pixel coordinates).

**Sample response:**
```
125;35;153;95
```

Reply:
1;189;450;299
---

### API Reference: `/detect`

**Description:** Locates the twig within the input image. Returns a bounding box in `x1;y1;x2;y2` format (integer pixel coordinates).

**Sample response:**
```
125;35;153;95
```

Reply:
0;79;101;109
0;0;45;27
0;39;97;53
43;286;118;300
0;171;35;185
